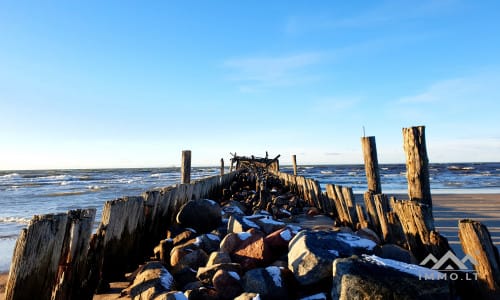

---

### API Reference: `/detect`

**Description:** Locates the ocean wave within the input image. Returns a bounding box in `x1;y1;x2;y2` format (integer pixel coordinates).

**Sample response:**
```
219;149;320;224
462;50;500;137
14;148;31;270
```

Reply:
44;191;88;197
0;173;20;179
87;185;102;190
0;216;30;224
320;170;333;174
447;166;475;171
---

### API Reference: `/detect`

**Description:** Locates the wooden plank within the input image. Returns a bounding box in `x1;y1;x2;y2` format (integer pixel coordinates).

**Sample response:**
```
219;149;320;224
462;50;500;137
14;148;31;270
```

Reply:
363;191;379;231
100;196;145;281
361;136;382;194
5;213;68;300
356;204;369;229
341;186;358;226
374;194;390;242
459;219;500;299
220;158;224;176
51;209;96;300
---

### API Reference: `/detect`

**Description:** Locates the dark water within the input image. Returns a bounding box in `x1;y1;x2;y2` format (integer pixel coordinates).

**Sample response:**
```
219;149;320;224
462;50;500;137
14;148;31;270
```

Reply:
0;162;499;271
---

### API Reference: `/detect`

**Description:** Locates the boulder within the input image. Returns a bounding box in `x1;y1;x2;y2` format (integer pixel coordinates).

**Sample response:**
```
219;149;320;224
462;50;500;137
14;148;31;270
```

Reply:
199;233;221;253
230;230;272;270
242;266;289;300
122;262;175;299
176;199;222;233
206;251;232;267
264;227;296;254
288;230;376;285
170;248;208;274
184;287;219;300
234;293;261;300
196;263;242;285
213;269;243;300
252;216;286;234
331;255;451;300
227;215;260;233
155;291;189;300
355;227;381;245
374;244;417;264
173;229;198;246
222;201;247;218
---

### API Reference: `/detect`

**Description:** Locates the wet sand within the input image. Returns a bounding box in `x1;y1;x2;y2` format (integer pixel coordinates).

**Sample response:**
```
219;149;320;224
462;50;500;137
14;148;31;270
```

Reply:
1;193;499;299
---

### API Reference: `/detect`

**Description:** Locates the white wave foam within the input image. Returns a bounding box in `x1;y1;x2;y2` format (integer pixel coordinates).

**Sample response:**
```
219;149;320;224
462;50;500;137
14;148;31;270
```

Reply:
0;217;30;224
0;173;20;179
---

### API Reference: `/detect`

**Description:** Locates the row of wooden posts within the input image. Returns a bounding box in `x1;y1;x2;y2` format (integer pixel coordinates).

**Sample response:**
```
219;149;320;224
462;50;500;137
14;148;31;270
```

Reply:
273;125;500;299
5;154;242;300
5;126;500;299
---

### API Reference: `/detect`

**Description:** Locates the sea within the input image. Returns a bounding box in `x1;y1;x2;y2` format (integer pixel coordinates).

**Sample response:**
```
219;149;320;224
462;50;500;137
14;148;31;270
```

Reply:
1;162;499;272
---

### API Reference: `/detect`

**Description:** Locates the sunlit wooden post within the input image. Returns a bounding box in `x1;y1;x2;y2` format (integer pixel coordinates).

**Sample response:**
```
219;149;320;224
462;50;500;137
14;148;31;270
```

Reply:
220;158;224;176
361;136;381;194
403;126;432;209
181;150;191;184
292;154;298;176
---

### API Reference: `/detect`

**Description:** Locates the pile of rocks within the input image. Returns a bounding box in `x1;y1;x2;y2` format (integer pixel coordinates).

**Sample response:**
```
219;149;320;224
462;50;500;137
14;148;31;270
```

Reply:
120;171;451;300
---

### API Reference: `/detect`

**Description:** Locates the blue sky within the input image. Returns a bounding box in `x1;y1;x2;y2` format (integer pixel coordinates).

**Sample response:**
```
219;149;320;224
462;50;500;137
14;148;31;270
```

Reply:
0;1;499;169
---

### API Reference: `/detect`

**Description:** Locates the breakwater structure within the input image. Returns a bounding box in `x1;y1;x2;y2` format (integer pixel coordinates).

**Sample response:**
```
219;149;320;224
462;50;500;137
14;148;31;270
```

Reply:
3;126;500;300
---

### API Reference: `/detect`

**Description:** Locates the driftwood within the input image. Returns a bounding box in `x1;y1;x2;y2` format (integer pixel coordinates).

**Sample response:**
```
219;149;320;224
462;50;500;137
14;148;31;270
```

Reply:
373;194;390;242
459;219;500;299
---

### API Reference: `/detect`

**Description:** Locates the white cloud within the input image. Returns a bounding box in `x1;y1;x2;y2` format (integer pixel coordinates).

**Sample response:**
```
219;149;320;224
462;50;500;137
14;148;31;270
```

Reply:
223;52;324;91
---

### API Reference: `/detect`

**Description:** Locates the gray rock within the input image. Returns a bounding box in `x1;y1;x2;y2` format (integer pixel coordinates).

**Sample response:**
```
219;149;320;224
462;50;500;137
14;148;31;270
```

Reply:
155;291;189;300
288;230;376;285
206;251;232;267
227;215;260;233
196;263;242;285
251;216;286;234
331;255;451;300
176;199;222;233
122;262;175;300
242;266;289;300
213;269;243;300
234;292;261;300
374;243;418;264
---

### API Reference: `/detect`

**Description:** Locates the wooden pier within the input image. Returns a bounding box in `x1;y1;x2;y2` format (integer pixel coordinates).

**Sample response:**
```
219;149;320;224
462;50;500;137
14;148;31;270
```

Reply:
4;126;500;299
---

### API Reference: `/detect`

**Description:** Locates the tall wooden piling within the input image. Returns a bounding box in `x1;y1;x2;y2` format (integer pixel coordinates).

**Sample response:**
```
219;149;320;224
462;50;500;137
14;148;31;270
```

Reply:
361;136;381;194
5;213;68;300
181;150;191;184
402;126;432;208
459;219;500;299
220;158;224;176
292;154;298;176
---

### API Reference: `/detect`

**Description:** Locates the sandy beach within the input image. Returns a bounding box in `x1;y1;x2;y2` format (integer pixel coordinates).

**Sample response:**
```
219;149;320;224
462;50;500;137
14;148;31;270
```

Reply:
0;193;499;299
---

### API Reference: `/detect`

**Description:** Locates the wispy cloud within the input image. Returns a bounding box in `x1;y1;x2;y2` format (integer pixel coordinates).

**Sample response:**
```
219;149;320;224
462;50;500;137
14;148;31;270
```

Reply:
285;0;459;35
397;72;499;106
223;52;324;91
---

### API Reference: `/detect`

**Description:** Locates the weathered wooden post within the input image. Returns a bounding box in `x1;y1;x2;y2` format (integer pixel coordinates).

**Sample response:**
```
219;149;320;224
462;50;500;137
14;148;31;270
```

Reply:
459;219;500;299
220;158;224;176
402;126;432;209
181;150;191;184
292;154;298;176
361;136;381;194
